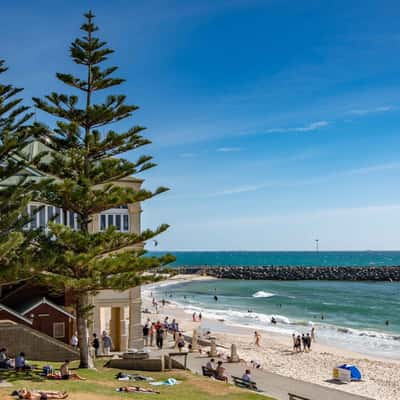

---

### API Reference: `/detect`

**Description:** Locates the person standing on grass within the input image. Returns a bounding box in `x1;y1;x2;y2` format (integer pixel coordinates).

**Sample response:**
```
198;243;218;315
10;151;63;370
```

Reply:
70;332;78;349
102;331;113;355
92;333;100;357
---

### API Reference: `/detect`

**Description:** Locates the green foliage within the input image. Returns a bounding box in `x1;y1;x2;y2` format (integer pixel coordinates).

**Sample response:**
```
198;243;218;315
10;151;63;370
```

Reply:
32;11;173;367
0;60;37;283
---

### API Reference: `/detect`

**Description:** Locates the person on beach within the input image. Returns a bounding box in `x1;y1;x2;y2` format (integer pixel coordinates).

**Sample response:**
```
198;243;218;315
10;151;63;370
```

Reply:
177;333;185;352
192;312;197;322
254;331;261;346
306;333;311;351
150;322;156;346
292;333;296;352
295;335;302;352
199;312;202;321
215;361;228;383
311;327;315;342
301;334;307;352
156;325;164;349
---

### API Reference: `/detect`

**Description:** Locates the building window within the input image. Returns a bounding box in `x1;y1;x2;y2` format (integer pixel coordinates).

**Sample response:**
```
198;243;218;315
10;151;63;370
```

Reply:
123;215;129;231
39;207;46;228
100;215;106;230
29;205;38;229
99;209;130;232
53;322;65;338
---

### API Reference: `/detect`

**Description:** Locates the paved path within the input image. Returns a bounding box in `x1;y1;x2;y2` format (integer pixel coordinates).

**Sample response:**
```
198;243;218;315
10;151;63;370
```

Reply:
185;353;374;400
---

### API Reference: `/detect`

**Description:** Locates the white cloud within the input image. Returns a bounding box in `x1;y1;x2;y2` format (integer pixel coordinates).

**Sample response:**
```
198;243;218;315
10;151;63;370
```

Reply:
266;120;329;133
216;147;242;152
348;105;395;116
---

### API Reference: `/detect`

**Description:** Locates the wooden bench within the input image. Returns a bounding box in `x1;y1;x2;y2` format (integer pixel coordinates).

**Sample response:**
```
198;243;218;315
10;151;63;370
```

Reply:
231;376;262;392
288;394;310;400
201;366;215;377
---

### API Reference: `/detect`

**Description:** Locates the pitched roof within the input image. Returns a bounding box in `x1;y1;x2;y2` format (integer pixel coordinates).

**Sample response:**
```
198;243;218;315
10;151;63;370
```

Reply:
19;297;76;319
0;303;33;325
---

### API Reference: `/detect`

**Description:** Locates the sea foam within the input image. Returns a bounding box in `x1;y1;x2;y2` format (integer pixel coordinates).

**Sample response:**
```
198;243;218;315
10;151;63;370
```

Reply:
252;290;275;298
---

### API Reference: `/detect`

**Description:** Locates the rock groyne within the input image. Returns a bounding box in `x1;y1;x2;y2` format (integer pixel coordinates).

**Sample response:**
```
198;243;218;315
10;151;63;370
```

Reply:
174;265;400;281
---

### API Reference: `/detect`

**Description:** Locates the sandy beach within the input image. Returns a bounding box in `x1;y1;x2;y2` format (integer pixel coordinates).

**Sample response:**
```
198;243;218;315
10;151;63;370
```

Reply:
142;275;400;400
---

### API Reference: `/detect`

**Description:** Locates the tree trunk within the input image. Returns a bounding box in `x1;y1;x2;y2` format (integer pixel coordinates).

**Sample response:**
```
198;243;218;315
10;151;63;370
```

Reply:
75;293;92;368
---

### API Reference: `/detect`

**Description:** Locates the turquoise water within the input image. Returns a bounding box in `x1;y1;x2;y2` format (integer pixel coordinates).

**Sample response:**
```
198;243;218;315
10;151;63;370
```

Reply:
146;251;400;358
149;250;400;267
150;278;400;358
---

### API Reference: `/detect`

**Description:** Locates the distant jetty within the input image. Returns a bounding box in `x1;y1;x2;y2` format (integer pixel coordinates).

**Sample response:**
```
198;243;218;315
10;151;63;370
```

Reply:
174;265;400;281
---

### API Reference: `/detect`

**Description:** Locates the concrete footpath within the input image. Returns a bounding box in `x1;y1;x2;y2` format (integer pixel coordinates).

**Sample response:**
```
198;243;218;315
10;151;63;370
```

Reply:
184;352;374;400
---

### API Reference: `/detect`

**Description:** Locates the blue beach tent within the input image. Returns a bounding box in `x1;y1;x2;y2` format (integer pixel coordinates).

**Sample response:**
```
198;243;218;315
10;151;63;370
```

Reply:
338;364;362;381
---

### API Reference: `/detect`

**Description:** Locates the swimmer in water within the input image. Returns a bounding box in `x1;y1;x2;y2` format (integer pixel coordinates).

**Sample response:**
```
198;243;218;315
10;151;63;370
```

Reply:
214;295;218;301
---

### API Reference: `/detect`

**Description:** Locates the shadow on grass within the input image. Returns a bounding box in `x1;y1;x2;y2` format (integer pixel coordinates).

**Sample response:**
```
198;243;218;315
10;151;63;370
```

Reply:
0;370;45;383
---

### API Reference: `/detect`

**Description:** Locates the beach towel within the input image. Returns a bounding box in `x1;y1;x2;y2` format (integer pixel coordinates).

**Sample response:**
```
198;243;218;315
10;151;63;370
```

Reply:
116;372;154;382
150;378;181;386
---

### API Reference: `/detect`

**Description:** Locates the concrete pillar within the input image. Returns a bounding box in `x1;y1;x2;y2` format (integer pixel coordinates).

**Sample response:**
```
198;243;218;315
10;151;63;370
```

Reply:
229;343;240;362
128;286;143;350
120;306;128;352
191;329;198;352
209;337;218;357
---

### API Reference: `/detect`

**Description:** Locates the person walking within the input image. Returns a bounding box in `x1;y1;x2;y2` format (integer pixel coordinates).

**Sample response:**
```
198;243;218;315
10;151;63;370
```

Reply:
254;331;261;346
102;331;113;355
150;322;155;346
70;332;78;349
92;333;100;357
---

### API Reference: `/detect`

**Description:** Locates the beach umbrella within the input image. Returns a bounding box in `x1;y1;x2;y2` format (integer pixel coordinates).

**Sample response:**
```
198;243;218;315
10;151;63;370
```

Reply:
337;364;362;381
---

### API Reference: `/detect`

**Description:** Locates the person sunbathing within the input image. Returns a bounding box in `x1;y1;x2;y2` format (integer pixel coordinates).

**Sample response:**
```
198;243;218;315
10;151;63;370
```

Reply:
15;388;68;399
59;360;86;380
116;386;160;394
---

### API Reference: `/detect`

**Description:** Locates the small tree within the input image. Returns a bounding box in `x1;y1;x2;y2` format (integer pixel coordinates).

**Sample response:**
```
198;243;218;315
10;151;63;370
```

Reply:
32;11;173;367
0;60;37;283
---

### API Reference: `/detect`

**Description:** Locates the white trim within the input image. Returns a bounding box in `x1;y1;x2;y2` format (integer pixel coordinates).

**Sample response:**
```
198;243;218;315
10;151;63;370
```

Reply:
0;303;33;325
21;297;76;319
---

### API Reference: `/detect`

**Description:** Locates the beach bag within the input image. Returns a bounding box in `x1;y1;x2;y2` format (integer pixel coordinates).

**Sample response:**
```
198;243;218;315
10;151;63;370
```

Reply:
43;365;54;375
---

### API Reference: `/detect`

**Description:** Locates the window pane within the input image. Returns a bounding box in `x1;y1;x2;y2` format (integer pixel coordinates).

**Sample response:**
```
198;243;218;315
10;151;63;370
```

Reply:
123;215;129;231
30;205;37;229
108;214;114;227
63;210;68;226
39;207;46;228
100;215;106;230
55;208;61;223
48;206;54;221
69;212;75;229
115;214;121;230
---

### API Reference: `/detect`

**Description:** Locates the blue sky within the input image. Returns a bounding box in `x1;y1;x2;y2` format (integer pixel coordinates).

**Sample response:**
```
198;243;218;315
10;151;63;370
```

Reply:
2;0;400;250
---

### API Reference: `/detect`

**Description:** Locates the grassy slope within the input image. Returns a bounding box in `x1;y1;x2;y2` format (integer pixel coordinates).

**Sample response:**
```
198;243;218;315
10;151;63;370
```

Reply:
0;360;274;400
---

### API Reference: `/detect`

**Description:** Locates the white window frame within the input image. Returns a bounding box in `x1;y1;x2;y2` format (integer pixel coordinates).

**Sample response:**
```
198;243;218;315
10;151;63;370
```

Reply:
53;322;65;338
99;208;130;232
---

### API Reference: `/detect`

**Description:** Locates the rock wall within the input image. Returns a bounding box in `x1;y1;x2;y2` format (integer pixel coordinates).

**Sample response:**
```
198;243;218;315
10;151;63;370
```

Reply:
175;266;400;281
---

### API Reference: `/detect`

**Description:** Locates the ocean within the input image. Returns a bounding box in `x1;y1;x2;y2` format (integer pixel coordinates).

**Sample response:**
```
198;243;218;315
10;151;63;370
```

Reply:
147;251;400;359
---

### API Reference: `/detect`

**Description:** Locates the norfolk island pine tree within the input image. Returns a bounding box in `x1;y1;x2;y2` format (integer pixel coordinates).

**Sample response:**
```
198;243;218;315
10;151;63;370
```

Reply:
31;11;174;368
0;60;42;283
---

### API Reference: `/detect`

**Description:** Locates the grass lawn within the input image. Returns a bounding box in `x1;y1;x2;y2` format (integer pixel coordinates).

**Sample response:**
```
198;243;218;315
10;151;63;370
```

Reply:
0;360;274;400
